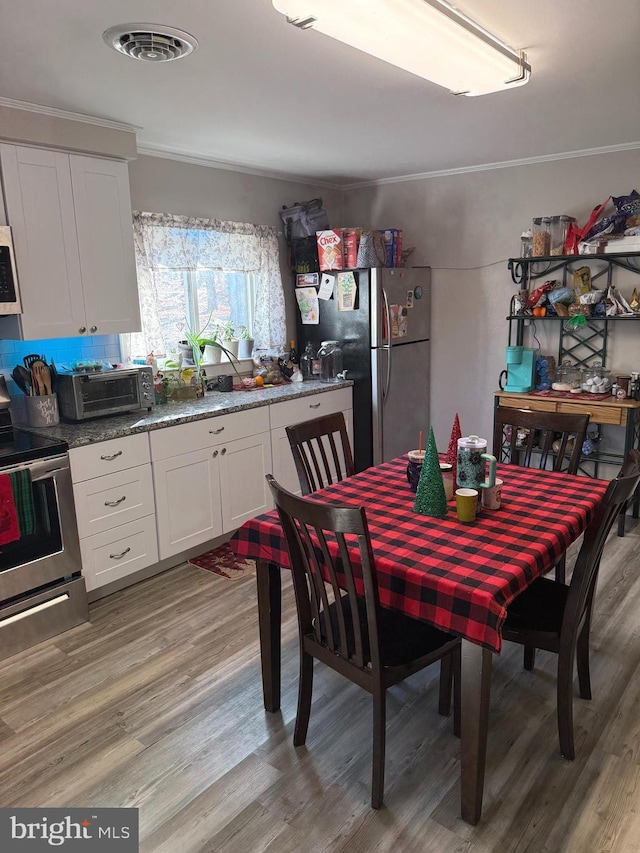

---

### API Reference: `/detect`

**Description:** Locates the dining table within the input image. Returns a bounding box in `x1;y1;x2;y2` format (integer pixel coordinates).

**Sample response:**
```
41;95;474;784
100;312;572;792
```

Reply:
229;457;609;824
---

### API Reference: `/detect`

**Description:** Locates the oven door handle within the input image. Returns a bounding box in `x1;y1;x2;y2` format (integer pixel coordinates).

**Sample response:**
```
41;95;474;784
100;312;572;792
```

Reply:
0;454;69;480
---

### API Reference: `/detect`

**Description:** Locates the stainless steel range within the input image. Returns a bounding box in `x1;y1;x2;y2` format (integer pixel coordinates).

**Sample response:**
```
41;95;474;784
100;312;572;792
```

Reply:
0;380;88;661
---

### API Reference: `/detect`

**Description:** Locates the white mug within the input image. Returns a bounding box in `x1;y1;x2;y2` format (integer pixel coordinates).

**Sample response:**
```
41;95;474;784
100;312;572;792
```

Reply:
481;478;503;511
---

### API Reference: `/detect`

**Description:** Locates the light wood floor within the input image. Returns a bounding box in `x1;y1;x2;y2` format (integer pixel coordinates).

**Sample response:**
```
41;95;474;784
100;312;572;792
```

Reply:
2;520;640;853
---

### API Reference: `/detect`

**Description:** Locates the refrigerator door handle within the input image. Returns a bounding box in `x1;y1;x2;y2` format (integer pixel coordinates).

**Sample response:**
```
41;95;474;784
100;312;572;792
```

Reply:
382;286;392;402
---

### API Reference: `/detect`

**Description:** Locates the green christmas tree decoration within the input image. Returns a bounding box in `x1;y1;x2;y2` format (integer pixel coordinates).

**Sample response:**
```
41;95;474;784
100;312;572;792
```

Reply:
414;426;448;517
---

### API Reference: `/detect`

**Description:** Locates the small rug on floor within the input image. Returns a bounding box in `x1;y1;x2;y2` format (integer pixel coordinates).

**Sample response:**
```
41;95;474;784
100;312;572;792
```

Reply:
188;542;256;580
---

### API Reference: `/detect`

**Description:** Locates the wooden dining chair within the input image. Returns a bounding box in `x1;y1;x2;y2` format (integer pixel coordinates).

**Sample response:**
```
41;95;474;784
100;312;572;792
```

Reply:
493;406;590;584
286;411;355;496
493;406;590;476
266;474;461;809
502;449;640;760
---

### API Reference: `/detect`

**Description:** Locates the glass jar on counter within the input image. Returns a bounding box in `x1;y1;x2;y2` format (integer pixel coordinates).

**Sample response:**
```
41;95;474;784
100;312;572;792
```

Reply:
317;340;343;383
552;360;581;393
532;217;551;256
581;362;611;393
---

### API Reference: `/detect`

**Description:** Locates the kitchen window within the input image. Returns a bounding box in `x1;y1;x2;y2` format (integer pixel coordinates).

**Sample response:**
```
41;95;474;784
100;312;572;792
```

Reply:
126;211;285;360
127;267;256;359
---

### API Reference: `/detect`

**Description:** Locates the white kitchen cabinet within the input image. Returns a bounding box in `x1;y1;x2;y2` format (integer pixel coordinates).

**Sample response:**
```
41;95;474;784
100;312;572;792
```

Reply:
69;155;140;335
151;409;273;560
79;516;158;593
70;432;150;482
153;447;222;559
74;464;155;539
218;432;272;531
269;387;353;494
0;143;140;339
70;434;157;593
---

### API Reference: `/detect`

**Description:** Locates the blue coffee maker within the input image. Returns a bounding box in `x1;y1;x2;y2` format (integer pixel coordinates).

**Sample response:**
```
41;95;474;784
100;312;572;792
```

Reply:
499;346;536;393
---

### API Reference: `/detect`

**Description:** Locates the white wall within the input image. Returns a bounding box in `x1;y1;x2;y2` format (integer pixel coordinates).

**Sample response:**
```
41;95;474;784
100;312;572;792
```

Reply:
128;154;343;340
343;150;640;454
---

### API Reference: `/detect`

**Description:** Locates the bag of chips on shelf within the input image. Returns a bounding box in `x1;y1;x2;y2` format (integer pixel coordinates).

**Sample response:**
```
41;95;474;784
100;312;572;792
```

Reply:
603;285;633;316
564;198;611;254
612;190;640;234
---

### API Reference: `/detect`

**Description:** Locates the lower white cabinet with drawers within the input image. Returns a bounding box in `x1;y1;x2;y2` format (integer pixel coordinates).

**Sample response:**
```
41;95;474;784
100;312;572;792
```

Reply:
69;385;353;593
70;434;158;592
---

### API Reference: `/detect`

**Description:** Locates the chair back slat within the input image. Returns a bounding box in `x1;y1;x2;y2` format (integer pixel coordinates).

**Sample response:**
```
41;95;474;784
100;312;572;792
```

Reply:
538;428;557;470
337;532;366;667
494;407;590;475
286;412;355;495
316;527;353;661
267;474;380;673
562;450;640;642
299;523;336;647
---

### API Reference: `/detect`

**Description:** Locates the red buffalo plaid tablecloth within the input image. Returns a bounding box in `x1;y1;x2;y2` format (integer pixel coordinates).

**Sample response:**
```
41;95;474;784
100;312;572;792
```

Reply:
229;459;609;653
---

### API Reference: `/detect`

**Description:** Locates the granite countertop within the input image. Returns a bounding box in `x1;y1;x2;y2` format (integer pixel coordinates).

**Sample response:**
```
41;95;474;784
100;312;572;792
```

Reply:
24;380;353;449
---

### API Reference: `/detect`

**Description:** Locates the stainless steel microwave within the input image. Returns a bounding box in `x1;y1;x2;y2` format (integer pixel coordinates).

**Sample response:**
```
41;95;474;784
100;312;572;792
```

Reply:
0;225;22;314
56;366;155;421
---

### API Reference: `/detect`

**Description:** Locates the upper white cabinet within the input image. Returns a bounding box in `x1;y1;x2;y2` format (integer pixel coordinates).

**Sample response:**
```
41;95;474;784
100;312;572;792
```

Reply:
0;144;140;339
69;155;140;335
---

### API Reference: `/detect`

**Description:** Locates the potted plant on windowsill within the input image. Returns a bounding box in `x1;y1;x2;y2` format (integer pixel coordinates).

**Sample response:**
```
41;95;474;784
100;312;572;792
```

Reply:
237;325;255;359
183;315;241;392
218;320;239;360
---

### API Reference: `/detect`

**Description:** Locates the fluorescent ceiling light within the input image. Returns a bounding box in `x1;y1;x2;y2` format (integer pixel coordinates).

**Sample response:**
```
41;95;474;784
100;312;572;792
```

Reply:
272;0;530;96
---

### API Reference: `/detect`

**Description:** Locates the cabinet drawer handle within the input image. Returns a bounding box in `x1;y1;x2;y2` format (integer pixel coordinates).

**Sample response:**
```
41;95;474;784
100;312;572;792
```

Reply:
100;451;123;461
90;325;98;333
221;447;226;455
209;427;225;434
79;326;86;334
109;547;131;560
309;403;321;409
104;495;126;507
212;450;218;458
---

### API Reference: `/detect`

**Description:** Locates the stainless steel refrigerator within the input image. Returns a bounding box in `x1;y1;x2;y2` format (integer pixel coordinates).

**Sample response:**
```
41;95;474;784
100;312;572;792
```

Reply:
296;267;431;472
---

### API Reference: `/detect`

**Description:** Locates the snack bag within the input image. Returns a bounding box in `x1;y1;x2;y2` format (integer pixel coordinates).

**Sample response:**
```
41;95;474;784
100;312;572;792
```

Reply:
564;199;611;254
612;190;640;233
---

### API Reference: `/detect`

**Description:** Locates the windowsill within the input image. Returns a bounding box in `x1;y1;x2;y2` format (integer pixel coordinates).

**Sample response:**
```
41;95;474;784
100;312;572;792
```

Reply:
156;358;254;378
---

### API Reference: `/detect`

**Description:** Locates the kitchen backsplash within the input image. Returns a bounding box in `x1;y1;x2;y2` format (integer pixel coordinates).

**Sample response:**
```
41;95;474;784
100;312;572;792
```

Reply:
0;335;121;410
0;335;121;371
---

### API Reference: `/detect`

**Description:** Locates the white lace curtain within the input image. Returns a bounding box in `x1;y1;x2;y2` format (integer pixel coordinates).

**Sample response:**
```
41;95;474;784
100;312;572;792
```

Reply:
132;211;286;353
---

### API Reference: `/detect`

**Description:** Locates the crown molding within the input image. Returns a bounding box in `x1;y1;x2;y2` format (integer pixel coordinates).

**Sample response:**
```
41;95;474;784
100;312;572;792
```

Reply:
342;141;640;190
136;143;343;190
0;97;141;133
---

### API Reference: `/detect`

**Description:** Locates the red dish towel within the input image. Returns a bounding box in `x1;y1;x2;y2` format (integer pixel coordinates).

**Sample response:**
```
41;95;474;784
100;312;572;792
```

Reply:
0;473;20;546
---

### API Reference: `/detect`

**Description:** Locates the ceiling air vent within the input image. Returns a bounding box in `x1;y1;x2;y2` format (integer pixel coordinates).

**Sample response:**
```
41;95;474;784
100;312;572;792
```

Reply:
102;24;199;62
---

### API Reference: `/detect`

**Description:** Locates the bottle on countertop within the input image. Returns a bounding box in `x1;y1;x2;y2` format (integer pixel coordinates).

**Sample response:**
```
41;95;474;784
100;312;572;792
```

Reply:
289;339;299;366
300;342;314;380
